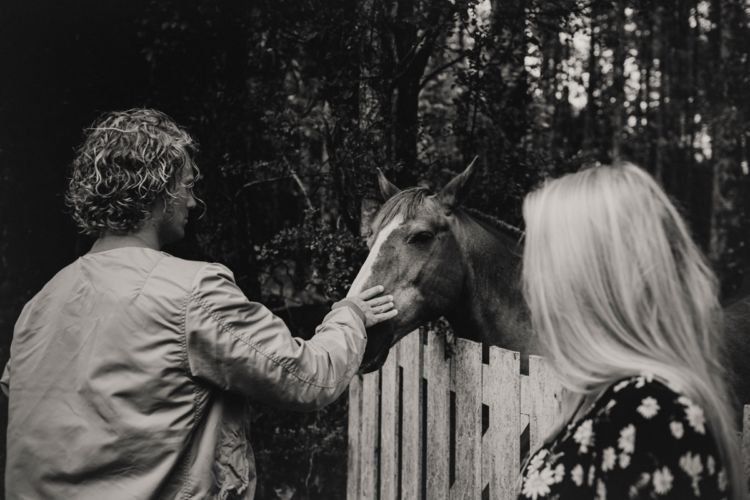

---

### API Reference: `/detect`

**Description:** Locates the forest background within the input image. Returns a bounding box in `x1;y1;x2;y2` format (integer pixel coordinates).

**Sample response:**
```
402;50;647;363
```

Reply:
1;0;749;498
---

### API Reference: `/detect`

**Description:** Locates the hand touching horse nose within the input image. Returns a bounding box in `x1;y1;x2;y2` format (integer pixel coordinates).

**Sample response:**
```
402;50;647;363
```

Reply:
347;285;398;328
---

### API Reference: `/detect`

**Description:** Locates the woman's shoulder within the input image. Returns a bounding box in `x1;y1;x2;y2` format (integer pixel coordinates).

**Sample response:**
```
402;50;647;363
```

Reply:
590;375;708;435
579;374;717;461
572;375;724;495
519;375;729;499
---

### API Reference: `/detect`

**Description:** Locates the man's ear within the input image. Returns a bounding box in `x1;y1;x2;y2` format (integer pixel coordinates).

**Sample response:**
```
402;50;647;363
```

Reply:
377;168;401;201
437;156;479;210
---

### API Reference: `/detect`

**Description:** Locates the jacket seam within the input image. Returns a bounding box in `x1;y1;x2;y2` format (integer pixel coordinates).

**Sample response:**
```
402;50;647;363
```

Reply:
177;263;206;499
189;291;352;390
134;253;168;299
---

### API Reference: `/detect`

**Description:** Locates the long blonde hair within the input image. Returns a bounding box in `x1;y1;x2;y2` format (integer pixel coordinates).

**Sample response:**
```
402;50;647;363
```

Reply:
522;162;744;498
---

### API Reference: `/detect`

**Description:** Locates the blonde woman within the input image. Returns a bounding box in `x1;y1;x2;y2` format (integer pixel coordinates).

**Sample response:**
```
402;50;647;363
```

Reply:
518;163;745;499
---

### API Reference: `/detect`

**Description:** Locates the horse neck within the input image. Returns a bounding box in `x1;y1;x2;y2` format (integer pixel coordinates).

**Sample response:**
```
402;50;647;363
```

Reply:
447;212;533;355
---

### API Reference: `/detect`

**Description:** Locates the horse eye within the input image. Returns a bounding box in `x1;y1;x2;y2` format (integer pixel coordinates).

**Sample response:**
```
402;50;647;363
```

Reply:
409;231;434;244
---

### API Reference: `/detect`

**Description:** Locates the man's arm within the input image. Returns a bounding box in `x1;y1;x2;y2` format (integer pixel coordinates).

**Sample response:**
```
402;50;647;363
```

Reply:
184;263;393;410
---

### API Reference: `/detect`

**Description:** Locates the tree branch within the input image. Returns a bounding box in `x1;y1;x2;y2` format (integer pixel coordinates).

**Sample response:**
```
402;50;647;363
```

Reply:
419;53;468;89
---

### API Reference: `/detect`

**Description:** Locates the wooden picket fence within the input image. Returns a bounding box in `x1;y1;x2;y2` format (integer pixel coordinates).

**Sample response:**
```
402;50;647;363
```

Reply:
347;329;750;500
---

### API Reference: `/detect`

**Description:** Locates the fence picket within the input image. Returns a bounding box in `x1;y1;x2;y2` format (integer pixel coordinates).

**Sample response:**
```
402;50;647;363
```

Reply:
744;405;750;487
487;346;521;499
400;331;424;499
346;375;362;500
528;355;563;451
426;333;450;499
450;339;482;499
379;343;399;500
360;371;380;500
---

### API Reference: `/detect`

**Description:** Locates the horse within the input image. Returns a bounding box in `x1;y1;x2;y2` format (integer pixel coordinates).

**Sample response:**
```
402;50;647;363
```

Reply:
350;159;532;374
351;160;750;419
724;297;750;416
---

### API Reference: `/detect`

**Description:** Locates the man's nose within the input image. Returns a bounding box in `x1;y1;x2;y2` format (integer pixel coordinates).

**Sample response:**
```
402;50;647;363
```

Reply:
187;194;197;209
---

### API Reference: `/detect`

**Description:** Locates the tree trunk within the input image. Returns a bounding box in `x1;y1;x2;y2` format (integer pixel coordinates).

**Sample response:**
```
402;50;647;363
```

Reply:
582;3;599;155
539;14;563;155
390;0;442;186
358;0;388;144
653;3;666;182
610;0;626;161
708;0;747;297
357;0;390;235
489;0;528;151
391;0;418;181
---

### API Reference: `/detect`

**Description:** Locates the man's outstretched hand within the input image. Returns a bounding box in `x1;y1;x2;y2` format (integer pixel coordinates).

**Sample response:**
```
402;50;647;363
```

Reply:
346;285;398;328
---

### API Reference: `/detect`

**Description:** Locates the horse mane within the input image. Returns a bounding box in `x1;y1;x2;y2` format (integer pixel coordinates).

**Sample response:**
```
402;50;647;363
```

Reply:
462;207;524;240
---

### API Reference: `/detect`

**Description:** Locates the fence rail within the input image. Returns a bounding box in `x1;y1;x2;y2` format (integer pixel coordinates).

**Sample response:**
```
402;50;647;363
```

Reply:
347;329;750;499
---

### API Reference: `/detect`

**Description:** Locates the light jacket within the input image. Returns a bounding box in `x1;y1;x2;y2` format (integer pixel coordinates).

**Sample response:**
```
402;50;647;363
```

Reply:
1;247;366;499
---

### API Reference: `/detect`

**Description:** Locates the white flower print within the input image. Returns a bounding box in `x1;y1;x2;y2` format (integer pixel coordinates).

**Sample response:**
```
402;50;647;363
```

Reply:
678;396;706;434
718;469;727;492
601;447;616;471
595;479;607;500
553;463;565;484
573;419;594;453
618;424;636;454
637;397;660;419
571;464;584;486
528;449;548;473
588;464;596;486
635;372;654;388
522;465;555;500
652;466;674;495
619;452;631;469
679;452;703;496
613;379;630;392
669;421;684;439
707;455;715;476
629;473;651;498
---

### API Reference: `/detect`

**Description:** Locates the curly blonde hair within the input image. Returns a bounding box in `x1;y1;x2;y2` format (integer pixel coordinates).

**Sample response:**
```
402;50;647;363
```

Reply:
65;108;199;235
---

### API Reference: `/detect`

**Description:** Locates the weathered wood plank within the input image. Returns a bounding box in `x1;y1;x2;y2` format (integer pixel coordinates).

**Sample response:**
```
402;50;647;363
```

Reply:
487;346;521;499
347;375;363;500
400;331;424;499
450;339;482;499
379;342;400;500
743;405;750;487
528;355;563;451
520;374;530;446
361;371;380;500
426;332;450;500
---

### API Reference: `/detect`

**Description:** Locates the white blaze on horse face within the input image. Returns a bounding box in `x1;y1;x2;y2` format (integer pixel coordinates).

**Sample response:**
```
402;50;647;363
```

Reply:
347;215;404;298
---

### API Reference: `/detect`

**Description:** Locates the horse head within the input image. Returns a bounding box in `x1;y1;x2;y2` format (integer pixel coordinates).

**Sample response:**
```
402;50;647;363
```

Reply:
352;159;527;373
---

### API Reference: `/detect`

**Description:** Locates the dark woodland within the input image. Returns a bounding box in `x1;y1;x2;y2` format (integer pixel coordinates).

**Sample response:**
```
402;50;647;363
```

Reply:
0;0;748;498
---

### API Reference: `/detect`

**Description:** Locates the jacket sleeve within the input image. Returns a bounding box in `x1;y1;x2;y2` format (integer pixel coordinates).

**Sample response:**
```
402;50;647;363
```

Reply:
1;360;9;397
184;263;367;410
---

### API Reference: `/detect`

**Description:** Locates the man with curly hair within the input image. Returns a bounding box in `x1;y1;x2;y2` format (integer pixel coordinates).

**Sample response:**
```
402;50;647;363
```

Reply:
1;108;396;499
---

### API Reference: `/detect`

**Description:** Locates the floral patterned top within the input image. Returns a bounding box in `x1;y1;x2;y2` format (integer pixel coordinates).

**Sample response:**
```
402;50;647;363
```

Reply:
518;375;729;499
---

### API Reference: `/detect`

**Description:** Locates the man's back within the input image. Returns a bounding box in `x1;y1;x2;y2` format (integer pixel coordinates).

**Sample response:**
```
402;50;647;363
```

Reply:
5;247;207;499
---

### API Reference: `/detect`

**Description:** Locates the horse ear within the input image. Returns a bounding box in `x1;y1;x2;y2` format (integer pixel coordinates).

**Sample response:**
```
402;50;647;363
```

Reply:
377;168;401;200
437;156;479;210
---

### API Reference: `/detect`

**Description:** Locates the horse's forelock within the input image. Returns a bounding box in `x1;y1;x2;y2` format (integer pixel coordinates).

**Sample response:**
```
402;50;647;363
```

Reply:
372;187;434;235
